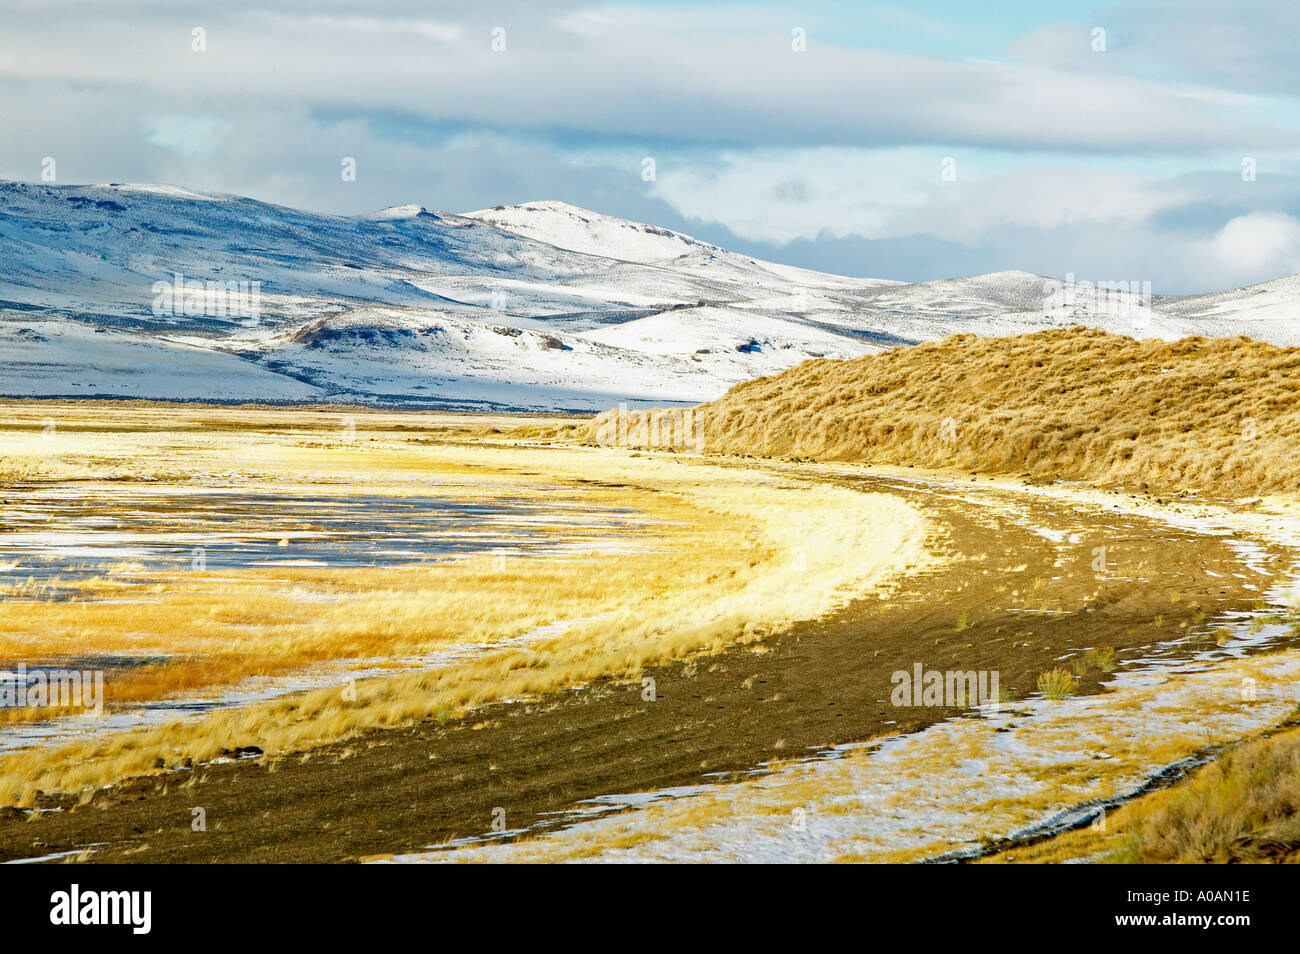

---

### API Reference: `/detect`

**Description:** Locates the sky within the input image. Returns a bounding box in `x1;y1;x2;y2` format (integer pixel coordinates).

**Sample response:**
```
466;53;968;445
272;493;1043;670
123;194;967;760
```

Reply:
3;0;1300;293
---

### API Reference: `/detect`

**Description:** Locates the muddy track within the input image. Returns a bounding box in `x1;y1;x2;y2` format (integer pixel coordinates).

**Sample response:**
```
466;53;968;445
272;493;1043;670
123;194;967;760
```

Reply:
0;467;1286;863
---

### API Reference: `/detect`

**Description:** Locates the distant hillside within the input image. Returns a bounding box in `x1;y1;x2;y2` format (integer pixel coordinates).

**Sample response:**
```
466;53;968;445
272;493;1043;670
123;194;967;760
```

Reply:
0;182;898;409
600;328;1300;496
6;181;1300;411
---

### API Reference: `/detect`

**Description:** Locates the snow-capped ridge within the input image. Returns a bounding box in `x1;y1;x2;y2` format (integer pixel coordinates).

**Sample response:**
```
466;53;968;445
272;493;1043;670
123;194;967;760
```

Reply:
462;199;722;265
362;204;441;221
96;182;227;202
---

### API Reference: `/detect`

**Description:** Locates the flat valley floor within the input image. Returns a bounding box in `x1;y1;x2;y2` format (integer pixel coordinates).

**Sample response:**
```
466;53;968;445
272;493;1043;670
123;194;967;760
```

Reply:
2;402;1298;863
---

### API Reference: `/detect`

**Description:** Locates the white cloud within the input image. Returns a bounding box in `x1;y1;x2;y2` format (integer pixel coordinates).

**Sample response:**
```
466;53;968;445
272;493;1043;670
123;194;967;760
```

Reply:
248;14;463;43
144;116;233;159
0;4;1294;153
1191;212;1300;286
644;148;1201;244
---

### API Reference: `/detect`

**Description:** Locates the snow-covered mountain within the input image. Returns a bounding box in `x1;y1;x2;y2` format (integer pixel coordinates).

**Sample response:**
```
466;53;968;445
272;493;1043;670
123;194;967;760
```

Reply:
2;181;1297;410
464;200;725;265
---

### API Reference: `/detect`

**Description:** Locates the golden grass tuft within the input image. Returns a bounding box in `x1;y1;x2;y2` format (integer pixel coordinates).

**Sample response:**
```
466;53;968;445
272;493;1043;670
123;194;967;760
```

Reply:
1036;668;1077;700
1085;646;1118;672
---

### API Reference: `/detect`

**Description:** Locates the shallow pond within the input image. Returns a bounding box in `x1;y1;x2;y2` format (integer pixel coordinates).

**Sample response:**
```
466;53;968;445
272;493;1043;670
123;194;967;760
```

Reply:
0;486;648;585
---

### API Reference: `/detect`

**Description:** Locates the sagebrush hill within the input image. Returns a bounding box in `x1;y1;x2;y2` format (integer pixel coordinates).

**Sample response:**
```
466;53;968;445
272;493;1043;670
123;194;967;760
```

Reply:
594;327;1300;496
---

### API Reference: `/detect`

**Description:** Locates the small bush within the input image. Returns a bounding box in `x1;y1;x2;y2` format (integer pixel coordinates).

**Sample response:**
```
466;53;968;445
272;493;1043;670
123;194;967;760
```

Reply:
1037;668;1076;700
1084;646;1117;672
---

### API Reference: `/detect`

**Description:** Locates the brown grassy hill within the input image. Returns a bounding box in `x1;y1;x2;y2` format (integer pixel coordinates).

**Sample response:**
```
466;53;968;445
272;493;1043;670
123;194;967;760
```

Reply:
594;327;1300;496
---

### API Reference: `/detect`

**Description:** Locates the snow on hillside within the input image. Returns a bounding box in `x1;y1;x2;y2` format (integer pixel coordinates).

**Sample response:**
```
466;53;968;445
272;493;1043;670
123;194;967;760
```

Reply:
579;306;861;366
250;307;730;409
0;320;319;401
2;181;1298;411
463;200;722;265
1155;273;1300;340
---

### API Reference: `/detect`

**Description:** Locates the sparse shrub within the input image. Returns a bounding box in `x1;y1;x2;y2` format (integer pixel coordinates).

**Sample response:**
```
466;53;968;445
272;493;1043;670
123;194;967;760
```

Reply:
1037;668;1076;700
1084;646;1117;672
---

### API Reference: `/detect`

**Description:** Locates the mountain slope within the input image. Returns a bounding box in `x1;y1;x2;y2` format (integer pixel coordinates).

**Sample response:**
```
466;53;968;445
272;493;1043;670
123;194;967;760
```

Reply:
3;181;1299;410
463;200;723;265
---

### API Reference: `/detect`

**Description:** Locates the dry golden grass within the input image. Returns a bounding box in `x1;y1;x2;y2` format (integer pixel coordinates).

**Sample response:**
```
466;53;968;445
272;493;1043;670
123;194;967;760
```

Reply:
984;718;1300;865
593;327;1300;496
0;422;679;715
1037;668;1078;700
0;403;933;803
1105;721;1300;863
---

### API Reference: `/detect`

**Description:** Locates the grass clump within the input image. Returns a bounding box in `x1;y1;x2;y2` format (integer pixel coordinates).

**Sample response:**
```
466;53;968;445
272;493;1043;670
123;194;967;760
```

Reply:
1036;668;1077;700
1084;647;1117;672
